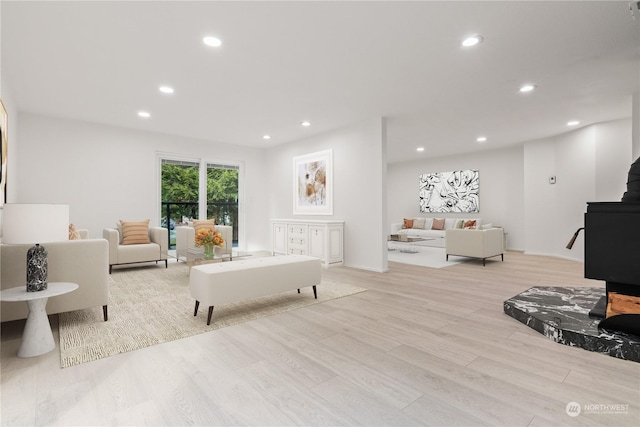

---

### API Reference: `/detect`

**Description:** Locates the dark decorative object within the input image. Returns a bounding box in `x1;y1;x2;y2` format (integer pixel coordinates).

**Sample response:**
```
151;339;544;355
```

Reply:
573;157;640;336
0;204;69;292
621;157;640;202
504;286;639;362
26;244;48;292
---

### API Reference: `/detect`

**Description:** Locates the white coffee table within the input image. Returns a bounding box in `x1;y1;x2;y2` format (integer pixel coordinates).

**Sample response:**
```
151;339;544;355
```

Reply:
0;282;78;357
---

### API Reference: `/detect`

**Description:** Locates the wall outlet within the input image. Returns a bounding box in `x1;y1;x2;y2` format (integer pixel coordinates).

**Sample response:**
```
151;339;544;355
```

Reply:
549;176;556;184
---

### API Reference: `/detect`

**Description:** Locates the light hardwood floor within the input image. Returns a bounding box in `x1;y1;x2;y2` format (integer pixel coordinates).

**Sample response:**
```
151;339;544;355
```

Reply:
1;251;639;426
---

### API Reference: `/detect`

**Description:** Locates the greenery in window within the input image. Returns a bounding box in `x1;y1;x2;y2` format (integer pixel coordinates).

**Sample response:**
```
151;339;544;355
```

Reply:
161;163;238;224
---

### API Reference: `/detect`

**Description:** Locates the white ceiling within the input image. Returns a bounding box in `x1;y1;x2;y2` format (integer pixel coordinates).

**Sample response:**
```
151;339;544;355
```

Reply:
2;1;639;163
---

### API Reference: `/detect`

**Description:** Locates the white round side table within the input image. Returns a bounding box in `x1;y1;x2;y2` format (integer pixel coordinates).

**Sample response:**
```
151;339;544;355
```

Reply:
0;282;78;357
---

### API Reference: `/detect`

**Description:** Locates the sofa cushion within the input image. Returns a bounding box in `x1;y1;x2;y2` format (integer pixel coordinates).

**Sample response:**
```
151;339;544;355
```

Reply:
403;218;414;229
444;218;457;229
120;219;151;245
455;219;464;229
431;218;445;230
463;219;477;229
412;218;425;229
422;218;434;230
193;219;216;233
68;224;81;240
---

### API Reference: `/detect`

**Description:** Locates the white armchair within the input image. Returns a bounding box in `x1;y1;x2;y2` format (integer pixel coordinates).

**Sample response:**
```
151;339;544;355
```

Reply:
445;228;504;266
176;224;233;262
103;224;168;273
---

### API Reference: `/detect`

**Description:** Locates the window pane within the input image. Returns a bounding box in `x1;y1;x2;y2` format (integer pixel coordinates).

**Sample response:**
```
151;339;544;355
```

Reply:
161;160;199;248
206;164;238;246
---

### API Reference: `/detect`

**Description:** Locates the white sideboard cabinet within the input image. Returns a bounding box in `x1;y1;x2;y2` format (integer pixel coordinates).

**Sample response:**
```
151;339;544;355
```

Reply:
272;219;344;267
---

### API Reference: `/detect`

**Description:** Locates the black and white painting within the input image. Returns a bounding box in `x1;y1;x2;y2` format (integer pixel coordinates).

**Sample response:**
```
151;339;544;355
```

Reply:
419;169;479;213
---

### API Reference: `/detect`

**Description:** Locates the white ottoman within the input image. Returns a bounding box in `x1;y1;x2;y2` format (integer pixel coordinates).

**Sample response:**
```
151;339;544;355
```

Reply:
189;255;322;324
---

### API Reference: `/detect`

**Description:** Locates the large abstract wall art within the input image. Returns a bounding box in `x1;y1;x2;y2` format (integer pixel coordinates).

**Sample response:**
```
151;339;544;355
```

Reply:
419;169;479;213
293;149;333;215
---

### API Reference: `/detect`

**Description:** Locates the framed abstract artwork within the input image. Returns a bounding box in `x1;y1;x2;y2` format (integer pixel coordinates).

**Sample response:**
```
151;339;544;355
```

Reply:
0;99;7;207
419;169;479;213
293;149;333;215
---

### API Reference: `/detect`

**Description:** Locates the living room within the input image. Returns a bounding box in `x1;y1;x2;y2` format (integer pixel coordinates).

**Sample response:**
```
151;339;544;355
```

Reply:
1;1;639;425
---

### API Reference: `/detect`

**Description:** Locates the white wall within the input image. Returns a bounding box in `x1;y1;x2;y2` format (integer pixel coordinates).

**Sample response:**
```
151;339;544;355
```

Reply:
15;114;271;251
266;117;388;272
594;119;633;201
387;144;525;250
524;119;632;261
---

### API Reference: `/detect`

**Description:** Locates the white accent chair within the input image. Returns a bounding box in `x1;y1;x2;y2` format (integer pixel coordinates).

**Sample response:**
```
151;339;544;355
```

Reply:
175;225;233;262
445;228;504;266
103;226;168;273
1;233;110;322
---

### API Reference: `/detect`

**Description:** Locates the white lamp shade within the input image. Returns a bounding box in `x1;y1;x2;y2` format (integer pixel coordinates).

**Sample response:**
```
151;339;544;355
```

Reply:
1;204;69;244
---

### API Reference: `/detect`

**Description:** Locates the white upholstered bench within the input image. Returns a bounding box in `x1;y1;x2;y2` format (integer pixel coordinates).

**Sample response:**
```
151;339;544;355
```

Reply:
189;254;322;325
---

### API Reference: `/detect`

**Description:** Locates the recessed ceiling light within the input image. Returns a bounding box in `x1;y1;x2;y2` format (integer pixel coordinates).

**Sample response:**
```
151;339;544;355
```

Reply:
263;135;271;140
138;111;151;118
159;86;174;94
300;121;311;127
461;35;483;47
519;84;537;93
203;36;222;47
416;147;425;152
477;136;487;142
567;120;580;126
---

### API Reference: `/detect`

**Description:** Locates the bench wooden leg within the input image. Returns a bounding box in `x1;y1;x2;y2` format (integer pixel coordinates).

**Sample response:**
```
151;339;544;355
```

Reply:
207;306;214;325
313;285;317;299
103;305;108;321
194;300;199;316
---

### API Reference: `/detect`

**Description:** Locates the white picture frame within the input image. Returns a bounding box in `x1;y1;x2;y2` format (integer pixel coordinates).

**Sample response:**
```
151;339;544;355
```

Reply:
293;149;333;215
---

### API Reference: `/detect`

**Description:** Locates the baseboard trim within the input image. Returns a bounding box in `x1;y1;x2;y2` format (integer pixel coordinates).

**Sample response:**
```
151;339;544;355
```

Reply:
523;251;583;263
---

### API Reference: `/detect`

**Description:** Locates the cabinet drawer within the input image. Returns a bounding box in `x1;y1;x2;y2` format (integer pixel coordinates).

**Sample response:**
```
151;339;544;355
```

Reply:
288;225;307;237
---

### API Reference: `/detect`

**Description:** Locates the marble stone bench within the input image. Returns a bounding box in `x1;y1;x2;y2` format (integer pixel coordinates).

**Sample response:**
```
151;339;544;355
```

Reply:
189;254;322;325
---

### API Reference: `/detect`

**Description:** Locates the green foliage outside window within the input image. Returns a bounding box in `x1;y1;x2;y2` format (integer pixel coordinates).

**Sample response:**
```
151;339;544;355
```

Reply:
161;163;239;240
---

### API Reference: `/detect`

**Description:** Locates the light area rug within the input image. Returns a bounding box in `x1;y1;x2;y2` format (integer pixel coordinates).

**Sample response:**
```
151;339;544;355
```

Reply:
58;262;366;368
387;244;467;268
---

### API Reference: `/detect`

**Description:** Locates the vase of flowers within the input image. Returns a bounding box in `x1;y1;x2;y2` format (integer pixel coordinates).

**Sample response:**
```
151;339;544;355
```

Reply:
195;227;225;259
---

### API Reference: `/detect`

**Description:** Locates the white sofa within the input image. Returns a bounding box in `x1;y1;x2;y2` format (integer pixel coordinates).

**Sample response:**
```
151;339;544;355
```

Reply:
391;217;483;248
103;226;168;273
1;234;110;322
445;228;504;266
175;224;233;262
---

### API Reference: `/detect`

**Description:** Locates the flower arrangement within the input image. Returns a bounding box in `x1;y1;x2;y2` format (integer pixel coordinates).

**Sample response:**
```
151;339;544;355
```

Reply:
195;227;225;248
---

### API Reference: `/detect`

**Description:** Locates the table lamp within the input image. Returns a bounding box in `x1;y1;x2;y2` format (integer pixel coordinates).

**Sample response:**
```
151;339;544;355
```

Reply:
1;204;69;292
